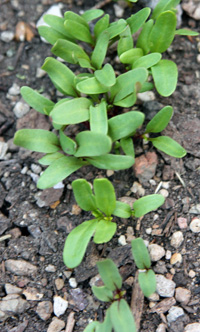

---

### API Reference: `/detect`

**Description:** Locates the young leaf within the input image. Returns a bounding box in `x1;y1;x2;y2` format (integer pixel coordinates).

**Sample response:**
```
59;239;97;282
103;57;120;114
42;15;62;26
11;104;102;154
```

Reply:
138;270;156;297
120;48;143;65
91;31;109;69
149;11;177;53
64;11;88;27
94;220;117;243
136;19;153;54
98;308;113;332
120;137;135;158
117;26;133;57
132;53;161;69
63;219;98;268
133;194;165;218
76;77;109;94
20;87;55;115
50;98;92;125
75;131;112;157
38;152;64;165
37;156;85;189
127;7;151;34
139;82;154;93
64;20;94;45
87;154;135;170
38;26;68;45
131;238;151;269
151;136;187;158
152;0;180;20
114;92;137;108
72;179;97;212
52;39;90;64
14;129;60;153
42;57;77;97
110;299;137;332
43;14;73;38
145;106;173;133
83;321;101;332
90;101;108;135
105;19;127;39
175;29;199;36
152;59;178;97
92;285;113;302
108;111;145;141
94;14;110;39
95;64;116;87
59;130;77;155
112;201;132;218
97;259;122;291
93;178;116;216
81;9;104;22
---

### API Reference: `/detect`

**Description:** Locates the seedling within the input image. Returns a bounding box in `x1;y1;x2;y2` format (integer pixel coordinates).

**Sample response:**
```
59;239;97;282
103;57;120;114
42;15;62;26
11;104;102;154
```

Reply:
63;178;164;268
84;239;156;332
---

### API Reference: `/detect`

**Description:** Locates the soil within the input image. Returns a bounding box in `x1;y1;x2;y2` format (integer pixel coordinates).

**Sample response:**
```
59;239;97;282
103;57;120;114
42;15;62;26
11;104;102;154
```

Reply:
0;1;200;332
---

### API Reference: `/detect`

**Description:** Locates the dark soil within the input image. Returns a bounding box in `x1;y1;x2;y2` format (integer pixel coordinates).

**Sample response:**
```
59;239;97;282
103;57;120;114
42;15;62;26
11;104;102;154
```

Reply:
0;1;200;331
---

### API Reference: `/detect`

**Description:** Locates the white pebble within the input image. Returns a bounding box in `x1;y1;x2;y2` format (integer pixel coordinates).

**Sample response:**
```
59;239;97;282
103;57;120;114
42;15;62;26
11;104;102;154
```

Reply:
167;306;184;324
188;270;196;278
13;100;30;118
118;235;127;246
69;278;77;288
8;83;21;96
21;166;28;174
184;322;200;332
197;54;200;64
156;275;176;297
45;264;56;273
165;250;172;260
1;31;14;42
113;4;124;18
36;68;46;78
53;296;68;317
145;227;152;235
170;231;184;248
189;204;200;214
158;189;169;198
162;181;170;189
131;181;145;196
190;218;200;233
148;244;165;262
31;164;42;174
0;142;8;159
137;91;155;102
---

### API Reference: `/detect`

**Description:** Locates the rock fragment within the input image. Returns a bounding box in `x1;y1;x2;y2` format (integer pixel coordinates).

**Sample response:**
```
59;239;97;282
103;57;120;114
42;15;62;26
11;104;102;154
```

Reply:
184;323;200;332
36;301;53;321
47;317;65;332
22;287;43;301
133;152;158;183
53;296;68;317
175;287;191;305
170;231;184;248
148;244;165;262
5;284;22;295
156;275;176;297
189;218;200;233
0;294;29;316
13;100;30;118
5;259;37;276
167;306;184;324
170;253;183;265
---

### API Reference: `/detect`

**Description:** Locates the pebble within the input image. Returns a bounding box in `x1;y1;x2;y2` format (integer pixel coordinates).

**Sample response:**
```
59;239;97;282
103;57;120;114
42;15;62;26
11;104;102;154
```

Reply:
189;204;200;214
175;287;191;305
148;244;165;262
113;3;124;18
5;259;37;276
158;189;169;198
177;217;188;229
45;265;56;273
53;296;68;317
5;284;22;295
89;274;101;287
69;278;78;288
0;141;8;160
8;83;21;96
36;68;46;78
165;250;172;260
71;204;82;215
133;152;158;183
106;169;114;177
145;227;152;235
170;231;184;248
167;306;184;324
137;91;155;102
31;163;42;174
197;54;200;64
55;278;64;291
188;270;196;278
47;317;65;332
13;101;30;118
36;301;53;321
1;31;14;42
184;323;200;332
0;294;29;316
156;323;167;332
118;235;127;246
22;287;43;301
63;271;72;279
148;293;160;301
130;181;145;196
170;253;183;265
156;275;176;297
189;218;200;233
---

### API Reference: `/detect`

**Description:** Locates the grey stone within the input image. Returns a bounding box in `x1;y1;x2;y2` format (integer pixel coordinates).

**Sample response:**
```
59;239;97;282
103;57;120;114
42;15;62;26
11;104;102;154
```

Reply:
0;142;8;160
47;317;65;332
8;83;20;96
156;275;176;297
149;244;166;262
69;288;88;311
189;204;200;214
184;323;200;332
167;306;184;324
175;287;191;305
5;259;37;276
5;283;22;295
189;218;200;233
13;100;30;118
36;301;53;321
1;31;14;42
170;231;184;248
0;294;29;315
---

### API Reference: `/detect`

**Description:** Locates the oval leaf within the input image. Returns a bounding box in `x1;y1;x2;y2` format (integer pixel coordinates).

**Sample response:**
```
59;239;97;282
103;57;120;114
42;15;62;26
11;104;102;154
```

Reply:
152;0;181;20
38;26;68;45
84;321;101;332
151;136;186;158
136;19;154;55
87;154;135;170
132;53;161;69
92;285;113;302
59;130;77;155
117;26;133;57
120;48;143;64
21;87;54;115
138;270;156;297
127;7;151;34
43;14;73;38
38;152;64;165
94;220;117;244
72;179;97;212
110;299;137;332
75;131;112;157
93;178;116;216
81;9;104;22
175;28;199;36
76;77;109;94
145;106;173;133
131;237;151;269
112;201;132;218
64;20;94;45
91;31;109;69
94;14;110;39
133;194;165;218
52;39;90;64
95;64;116;87
152;59;178;97
120;137;135;158
90;101;108;135
97;259;122;291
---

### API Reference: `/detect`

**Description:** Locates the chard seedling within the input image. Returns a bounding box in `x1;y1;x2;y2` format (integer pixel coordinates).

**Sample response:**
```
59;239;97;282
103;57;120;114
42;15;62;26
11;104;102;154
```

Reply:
63;178;164;268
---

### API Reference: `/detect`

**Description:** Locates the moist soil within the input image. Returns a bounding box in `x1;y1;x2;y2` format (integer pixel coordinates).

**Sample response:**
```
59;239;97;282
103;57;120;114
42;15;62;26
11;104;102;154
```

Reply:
0;1;200;331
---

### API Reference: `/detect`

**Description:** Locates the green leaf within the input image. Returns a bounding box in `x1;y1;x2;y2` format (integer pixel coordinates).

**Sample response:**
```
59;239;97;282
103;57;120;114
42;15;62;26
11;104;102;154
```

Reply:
114;92;137;108
127;7;151;34
120;137;135;158
131;238;151;269
43;14;73;38
99;308;112;332
94;14;110;39
64;20;94;45
149;11;177;53
38;152;64;165
20;87;54;115
52;39;90;64
77;77;109;94
152;0;180;20
120;48;143;64
37;156;85;189
138;270;156;297
50;98;92;125
105;19;127;39
75;131;112;157
38;26;68;45
92;285;113;302
108;111;145;141
42;57;77;97
72;179;97;212
95;64;116;87
63;219;98;268
82;9;104;22
93;178;116;216
90;101;108;135
117;26;133;57
175;28;199;36
14;129;60;153
97;259;122;291
132;53;161;69
110;299;137;332
112;201;132;218
136;19;153;54
145;106;173;133
59;130;77;155
64;11;89;27
151;136;187;158
84;321;100;332
88;154;135;170
133;194;165;218
139;82;154;93
91;31;109;69
94;220;117;244
151;59;178;96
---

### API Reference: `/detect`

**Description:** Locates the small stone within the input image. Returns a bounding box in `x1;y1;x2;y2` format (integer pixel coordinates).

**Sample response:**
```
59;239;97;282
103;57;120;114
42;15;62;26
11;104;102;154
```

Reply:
36;68;46;78
63;271;72;279
22;287;43;301
69;278;78;288
5;284;22;295
47;317;65;332
31;163;42;174
162;181;170;189
1;31;14;42
36;301;53;321
118;235;127;246
158;189;169;198
175;287;191;305
156;275;176;297
113;3;124;17
5;259;37;276
8;83;20;96
148;293;160;301
53;296;68;317
71;204;81;215
146;227;152;235
137;91;155;102
156;323;167;332
45;264;56;273
170;231;184;248
189;204;200;214
189;218;200;233
188;270;196;278
89;274;101;287
165;250;172;260
133;152;158;183
55;278;64;291
13;101;30;118
130;181;145;196
170;253;182;265
69;288;88;311
197;54;200;64
148;244;165;262
106;170;114;177
184;323;200;332
0;295;29;315
167;306;184;324
0;141;8;160
177;217;188;229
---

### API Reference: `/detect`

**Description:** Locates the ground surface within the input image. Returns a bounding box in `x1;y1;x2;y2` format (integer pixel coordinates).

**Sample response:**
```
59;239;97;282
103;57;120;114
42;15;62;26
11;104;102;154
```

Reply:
0;1;200;332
